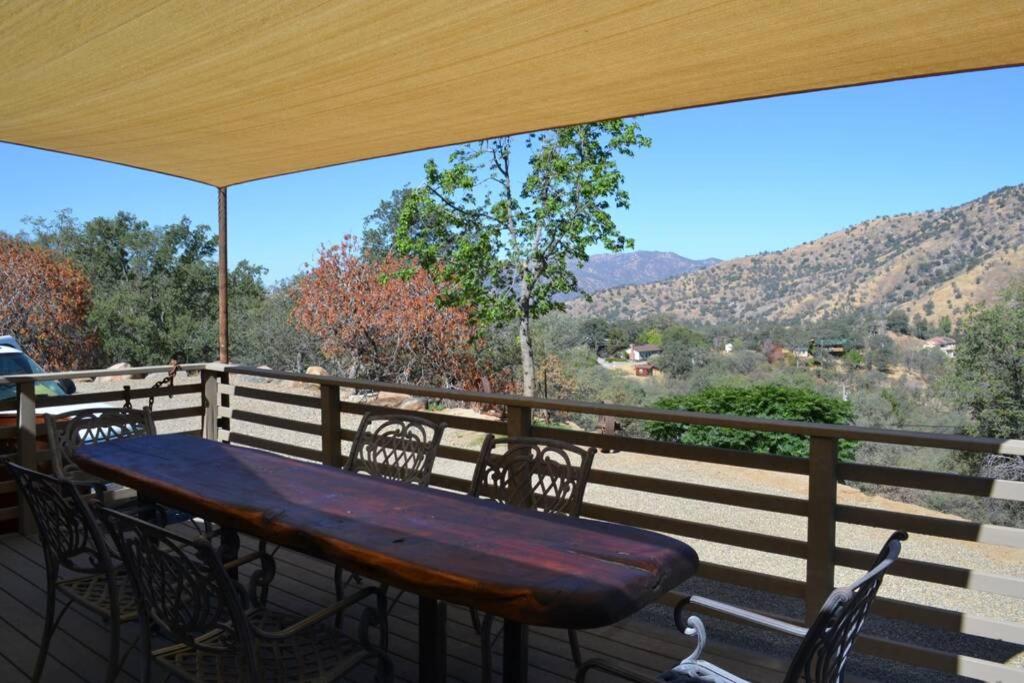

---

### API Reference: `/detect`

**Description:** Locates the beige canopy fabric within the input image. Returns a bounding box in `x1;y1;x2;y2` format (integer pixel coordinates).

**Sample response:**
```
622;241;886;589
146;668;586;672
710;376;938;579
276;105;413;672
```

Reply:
1;0;1022;187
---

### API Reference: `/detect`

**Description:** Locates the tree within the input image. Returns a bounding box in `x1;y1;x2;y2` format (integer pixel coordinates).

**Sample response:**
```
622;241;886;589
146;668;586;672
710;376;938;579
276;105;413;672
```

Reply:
865;333;896;372
0;235;95;369
939;315;953;335
648;384;857;461
396;121;651;395
232;277;321;372
950;283;1024;441
658;326;710;376
30;211;266;365
292;236;485;388
886;309;910;335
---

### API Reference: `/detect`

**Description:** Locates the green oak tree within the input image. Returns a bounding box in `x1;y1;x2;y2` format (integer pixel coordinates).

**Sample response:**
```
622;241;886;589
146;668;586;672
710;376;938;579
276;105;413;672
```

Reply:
395;121;650;396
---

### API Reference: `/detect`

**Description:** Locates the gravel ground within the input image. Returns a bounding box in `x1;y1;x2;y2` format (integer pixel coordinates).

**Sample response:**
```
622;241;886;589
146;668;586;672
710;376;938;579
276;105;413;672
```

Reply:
76;373;1024;681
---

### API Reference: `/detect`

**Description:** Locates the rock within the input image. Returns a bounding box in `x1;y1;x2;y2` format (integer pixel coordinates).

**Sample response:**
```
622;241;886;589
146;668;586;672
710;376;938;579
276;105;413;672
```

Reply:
398;397;427;411
371;391;411;408
305;366;329;376
97;362;145;382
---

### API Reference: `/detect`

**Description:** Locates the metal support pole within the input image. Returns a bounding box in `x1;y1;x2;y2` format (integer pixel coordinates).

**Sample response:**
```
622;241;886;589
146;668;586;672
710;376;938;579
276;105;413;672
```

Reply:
218;186;229;363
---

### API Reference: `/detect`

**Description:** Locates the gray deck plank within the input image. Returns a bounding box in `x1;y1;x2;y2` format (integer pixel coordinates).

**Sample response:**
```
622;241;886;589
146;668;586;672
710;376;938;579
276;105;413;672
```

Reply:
0;528;785;682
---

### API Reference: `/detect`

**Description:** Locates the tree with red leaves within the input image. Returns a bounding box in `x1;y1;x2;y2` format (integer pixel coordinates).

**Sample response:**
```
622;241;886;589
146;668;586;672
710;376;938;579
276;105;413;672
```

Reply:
293;236;485;388
0;235;95;369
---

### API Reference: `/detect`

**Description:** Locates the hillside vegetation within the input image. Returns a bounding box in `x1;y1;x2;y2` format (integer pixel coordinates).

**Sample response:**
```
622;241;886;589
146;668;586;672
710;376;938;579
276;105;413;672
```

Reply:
570;184;1024;327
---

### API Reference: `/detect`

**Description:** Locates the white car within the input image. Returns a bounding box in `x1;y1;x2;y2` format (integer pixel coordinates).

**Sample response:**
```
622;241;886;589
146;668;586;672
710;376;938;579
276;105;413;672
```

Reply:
0;335;109;416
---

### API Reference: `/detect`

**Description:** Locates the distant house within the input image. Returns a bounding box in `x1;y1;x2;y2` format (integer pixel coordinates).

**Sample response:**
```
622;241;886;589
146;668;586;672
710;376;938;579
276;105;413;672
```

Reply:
808;338;862;357
627;343;661;361
792;346;811;359
923;336;957;357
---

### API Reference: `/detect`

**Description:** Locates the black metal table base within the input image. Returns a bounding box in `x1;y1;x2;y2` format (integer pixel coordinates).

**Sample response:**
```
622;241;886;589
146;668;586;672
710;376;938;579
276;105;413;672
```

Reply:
419;596;447;682
418;596;530;682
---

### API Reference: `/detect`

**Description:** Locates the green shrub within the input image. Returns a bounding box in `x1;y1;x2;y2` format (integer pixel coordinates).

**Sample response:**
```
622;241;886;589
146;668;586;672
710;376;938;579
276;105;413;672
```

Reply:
647;384;857;461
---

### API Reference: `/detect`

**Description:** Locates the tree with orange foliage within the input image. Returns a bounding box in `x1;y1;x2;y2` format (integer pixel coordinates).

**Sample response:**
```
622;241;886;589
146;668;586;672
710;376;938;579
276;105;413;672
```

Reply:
292;236;484;388
0;235;95;369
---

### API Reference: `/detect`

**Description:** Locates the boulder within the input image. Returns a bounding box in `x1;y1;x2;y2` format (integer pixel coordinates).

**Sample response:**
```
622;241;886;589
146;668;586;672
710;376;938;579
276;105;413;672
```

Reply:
97;362;145;382
398;397;428;411
305;366;329;376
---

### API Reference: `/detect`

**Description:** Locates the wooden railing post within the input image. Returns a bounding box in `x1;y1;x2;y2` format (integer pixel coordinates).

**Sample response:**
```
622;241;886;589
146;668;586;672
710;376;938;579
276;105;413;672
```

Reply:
507;405;532;439
321;384;341;468
805;435;839;624
16;380;37;534
201;369;220;441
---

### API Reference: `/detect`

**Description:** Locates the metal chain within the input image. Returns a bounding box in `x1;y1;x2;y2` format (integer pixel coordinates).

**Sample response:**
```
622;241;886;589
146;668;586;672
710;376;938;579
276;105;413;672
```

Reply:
122;358;179;410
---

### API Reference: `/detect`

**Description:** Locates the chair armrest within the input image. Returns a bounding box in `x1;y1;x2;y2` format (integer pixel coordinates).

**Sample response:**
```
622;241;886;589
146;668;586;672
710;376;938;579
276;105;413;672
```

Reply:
250;585;385;641
681;595;807;639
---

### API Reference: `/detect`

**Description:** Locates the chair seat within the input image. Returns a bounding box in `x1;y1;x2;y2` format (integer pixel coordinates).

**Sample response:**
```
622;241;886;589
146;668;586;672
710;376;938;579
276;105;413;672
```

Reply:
153;609;376;682
659;660;748;683
56;566;137;621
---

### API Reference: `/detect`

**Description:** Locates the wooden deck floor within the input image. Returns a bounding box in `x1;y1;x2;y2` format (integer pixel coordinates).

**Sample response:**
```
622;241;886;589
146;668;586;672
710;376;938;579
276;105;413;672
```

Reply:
0;528;790;683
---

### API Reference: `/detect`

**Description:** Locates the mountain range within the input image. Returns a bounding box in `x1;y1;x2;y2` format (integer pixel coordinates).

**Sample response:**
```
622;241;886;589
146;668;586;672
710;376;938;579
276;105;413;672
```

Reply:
565;251;719;300
569;184;1024;326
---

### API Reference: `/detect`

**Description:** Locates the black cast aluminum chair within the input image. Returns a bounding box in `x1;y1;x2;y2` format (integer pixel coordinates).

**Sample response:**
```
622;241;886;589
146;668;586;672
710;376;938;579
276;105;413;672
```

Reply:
334;413;446;624
469;434;598;683
577;531;908;683
45;407;156;498
100;507;392;683
7;462;136;683
47;407;278;606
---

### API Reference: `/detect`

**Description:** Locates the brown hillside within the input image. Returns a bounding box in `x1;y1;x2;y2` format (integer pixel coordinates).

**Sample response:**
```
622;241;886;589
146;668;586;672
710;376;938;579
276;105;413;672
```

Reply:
570;184;1024;326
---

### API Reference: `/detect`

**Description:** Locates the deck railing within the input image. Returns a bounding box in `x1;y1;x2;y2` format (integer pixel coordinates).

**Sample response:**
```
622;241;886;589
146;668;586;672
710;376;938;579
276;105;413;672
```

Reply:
2;362;1024;681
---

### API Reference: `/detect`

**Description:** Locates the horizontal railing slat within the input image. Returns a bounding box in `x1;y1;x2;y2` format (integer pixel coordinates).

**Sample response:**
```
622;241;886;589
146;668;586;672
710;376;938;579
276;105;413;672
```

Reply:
583;502;808;559
34;383;201;408
838;461;1024;502
338;401;507;434
588;468;807;516
231;409;322;435
872;595;1024;645
231;384;320;408
151;406;203;421
836;504;1024;548
836;547;1024;598
532;426;810;474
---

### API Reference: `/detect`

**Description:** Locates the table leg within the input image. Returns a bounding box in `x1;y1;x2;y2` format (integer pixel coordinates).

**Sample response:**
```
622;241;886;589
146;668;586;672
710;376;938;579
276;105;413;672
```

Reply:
219;527;240;580
418;596;447;683
503;621;529;682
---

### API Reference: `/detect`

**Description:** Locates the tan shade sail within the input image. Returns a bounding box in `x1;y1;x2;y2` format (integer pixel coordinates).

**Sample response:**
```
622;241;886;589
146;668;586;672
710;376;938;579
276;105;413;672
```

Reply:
1;1;1022;187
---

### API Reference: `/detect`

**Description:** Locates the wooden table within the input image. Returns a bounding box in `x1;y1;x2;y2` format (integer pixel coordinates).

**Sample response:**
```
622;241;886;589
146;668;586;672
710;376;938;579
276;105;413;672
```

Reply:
74;434;699;682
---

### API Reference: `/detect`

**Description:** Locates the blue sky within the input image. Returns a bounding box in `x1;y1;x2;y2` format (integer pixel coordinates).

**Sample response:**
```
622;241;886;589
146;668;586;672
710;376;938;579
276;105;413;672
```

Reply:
1;66;1021;283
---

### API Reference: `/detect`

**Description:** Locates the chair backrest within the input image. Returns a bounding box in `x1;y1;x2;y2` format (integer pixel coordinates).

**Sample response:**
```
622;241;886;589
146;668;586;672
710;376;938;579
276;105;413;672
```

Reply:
45;407;156;478
346;413;446;485
470;435;596;517
785;531;908;683
6;462;113;575
98;507;256;669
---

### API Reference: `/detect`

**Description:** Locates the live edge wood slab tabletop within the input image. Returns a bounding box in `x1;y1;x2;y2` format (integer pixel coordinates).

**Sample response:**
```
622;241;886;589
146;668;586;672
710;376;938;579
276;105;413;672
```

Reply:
73;433;698;629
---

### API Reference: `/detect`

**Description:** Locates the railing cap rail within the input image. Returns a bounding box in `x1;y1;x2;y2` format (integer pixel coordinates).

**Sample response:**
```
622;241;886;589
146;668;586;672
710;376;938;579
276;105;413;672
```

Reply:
3;361;1022;456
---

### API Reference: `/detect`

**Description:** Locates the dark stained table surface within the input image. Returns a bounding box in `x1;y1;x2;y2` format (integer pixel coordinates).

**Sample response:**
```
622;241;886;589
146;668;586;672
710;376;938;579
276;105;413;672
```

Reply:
74;434;698;629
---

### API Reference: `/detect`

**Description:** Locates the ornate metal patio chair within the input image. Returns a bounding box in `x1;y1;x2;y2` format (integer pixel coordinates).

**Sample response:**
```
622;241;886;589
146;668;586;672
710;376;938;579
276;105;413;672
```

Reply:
7;463;137;683
99;506;393;683
334;413;447;624
576;531;908;683
45;407;156;497
470;434;598;683
46;407;278;606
